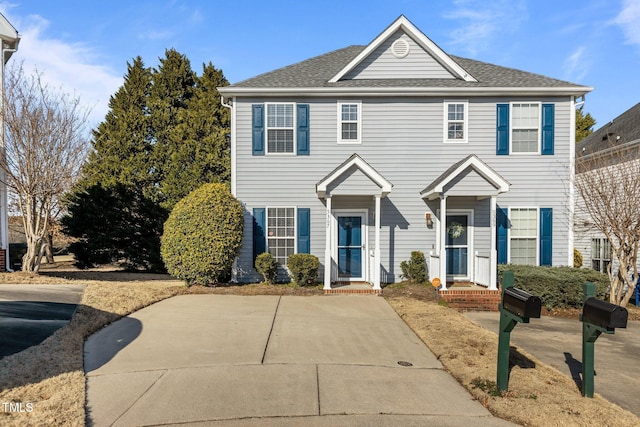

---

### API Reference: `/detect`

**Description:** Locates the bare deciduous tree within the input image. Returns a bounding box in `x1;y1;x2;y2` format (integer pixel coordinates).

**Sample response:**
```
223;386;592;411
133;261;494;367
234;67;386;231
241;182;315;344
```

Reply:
1;64;90;272
575;138;640;306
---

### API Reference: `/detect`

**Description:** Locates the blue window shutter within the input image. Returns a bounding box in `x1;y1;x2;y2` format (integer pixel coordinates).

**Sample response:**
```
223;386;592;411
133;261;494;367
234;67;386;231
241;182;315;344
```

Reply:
297;208;310;253
497;208;508;264
253;208;266;262
252;104;265;156
496;104;509;155
541;104;554;155
297;104;310;155
540;208;553;266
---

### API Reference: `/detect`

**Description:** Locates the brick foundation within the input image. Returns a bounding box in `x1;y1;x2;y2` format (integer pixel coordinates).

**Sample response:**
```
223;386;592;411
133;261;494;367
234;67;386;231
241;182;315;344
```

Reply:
0;249;5;272
438;288;501;311
324;288;382;295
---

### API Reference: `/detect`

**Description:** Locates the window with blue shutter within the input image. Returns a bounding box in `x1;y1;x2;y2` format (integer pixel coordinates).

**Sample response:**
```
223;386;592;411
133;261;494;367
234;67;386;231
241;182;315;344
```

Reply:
297;104;310;155
540;208;553;266
496;104;509;155
297;208;310;253
252;104;265;156
253;208;266;262
541;104;554;155
497;208;508;264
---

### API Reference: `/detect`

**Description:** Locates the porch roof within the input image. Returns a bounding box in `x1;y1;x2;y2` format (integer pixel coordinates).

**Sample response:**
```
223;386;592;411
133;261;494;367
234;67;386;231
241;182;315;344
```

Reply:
316;153;393;199
420;154;510;200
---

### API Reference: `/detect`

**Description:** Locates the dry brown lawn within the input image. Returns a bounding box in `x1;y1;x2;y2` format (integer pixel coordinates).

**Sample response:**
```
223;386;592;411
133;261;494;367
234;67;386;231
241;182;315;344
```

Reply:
0;261;638;426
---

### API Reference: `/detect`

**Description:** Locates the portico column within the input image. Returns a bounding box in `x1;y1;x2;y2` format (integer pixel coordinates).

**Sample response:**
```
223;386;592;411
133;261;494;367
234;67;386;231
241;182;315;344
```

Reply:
489;195;498;290
373;195;381;290
439;194;448;291
323;196;332;290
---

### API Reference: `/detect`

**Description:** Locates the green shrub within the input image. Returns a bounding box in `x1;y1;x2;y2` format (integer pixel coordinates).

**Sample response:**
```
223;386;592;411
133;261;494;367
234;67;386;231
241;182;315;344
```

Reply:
400;251;427;283
161;183;243;286
573;248;583;268
498;264;609;310
287;254;319;286
255;252;278;284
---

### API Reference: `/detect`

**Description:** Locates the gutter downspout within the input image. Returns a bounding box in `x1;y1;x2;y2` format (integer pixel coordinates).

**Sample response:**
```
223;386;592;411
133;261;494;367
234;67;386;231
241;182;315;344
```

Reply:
220;95;237;282
1;47;17;272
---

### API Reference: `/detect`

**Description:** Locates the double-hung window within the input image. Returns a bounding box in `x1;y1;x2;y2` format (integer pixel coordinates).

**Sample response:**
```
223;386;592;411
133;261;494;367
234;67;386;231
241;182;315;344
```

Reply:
511;103;540;153
591;238;611;273
338;101;361;143
509;208;538;265
266;103;295;154
266;207;296;265
444;101;468;143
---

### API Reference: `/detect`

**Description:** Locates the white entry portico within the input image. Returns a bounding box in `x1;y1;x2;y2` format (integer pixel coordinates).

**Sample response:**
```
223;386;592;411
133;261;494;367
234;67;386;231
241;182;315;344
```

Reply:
316;154;392;290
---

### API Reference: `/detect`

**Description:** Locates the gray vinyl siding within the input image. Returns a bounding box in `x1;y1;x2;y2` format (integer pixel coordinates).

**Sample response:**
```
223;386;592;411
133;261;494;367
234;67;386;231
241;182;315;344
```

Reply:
234;96;573;283
345;31;454;80
326;166;383;196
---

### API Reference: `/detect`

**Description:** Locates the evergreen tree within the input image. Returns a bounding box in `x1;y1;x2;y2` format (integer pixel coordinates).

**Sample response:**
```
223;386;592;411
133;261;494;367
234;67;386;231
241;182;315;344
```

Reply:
576;106;596;143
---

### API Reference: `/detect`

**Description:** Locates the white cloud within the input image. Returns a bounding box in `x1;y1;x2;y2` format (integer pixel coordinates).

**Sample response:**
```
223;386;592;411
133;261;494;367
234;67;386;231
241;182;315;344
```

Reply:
1;6;122;128
563;46;588;83
613;0;640;46
443;0;527;56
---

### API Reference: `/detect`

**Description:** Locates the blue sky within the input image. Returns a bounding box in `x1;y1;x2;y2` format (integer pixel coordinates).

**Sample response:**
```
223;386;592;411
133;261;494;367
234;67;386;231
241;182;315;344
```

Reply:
1;0;639;129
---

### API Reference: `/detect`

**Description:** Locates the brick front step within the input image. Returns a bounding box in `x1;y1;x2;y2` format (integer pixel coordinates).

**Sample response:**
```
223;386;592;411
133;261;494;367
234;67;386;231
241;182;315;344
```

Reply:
438;289;501;311
324;288;382;295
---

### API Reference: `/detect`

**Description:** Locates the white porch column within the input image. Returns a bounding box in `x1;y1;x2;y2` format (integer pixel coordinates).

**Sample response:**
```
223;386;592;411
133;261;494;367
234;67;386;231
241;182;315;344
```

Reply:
489;195;498;290
323;196;332;290
373;195;381;290
439;195;448;291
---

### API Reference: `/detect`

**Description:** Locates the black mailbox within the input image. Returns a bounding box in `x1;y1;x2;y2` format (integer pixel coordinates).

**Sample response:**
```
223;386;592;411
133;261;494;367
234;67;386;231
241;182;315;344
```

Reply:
582;297;628;329
503;287;542;319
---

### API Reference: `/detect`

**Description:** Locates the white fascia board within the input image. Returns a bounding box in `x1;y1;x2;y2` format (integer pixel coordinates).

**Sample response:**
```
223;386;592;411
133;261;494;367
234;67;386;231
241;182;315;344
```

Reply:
317;155;392;198
218;86;594;98
328;15;476;83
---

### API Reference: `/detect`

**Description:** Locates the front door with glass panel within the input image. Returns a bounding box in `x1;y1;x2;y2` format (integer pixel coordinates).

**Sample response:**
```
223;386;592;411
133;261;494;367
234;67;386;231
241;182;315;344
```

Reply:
337;214;365;280
446;214;469;277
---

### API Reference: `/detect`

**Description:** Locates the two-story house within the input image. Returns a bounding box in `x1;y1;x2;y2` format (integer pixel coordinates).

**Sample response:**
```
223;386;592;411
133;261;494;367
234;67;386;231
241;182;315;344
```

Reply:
218;15;592;292
0;12;19;271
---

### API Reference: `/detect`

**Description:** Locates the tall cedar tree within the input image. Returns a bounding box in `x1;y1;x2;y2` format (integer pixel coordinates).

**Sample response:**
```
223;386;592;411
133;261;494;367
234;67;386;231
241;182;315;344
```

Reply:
63;51;230;271
576;106;596;143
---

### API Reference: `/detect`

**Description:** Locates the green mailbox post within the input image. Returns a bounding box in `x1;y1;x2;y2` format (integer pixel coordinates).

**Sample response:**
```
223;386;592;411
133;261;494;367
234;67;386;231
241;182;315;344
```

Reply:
497;271;542;392
580;282;628;397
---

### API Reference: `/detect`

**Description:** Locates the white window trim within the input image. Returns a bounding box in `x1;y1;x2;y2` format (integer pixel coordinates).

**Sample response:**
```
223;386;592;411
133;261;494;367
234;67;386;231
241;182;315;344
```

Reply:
443;100;468;144
591;237;611;273
337;100;362;144
266;102;297;155
265;206;297;264
509;102;541;155
507;207;540;265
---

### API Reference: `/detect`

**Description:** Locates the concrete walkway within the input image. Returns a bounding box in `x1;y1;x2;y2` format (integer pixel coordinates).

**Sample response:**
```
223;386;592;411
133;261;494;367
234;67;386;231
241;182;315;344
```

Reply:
85;295;516;426
465;311;640;417
0;284;85;358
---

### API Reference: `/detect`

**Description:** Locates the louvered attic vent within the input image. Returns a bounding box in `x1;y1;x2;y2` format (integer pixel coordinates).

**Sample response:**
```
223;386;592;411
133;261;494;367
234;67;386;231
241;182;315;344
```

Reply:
391;39;410;58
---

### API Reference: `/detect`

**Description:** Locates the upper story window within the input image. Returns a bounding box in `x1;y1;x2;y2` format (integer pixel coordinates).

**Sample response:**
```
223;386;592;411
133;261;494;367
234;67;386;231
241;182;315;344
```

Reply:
444;101;468;143
338;101;361;143
511;103;540;153
267;103;295;154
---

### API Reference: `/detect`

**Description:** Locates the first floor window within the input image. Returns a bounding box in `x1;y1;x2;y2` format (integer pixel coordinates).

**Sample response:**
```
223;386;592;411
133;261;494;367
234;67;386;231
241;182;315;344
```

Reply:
267;207;295;265
510;208;537;265
267;103;294;153
591;238;611;273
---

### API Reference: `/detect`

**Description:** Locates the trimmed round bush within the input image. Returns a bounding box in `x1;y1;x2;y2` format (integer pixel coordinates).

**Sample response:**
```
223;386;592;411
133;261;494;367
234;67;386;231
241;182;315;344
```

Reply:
400;251;427;283
287;254;319;286
161;183;243;286
255;252;278;284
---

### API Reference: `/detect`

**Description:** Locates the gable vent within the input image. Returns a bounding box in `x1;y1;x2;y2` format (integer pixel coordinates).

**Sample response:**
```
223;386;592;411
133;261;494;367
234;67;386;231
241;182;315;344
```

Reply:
391;39;410;59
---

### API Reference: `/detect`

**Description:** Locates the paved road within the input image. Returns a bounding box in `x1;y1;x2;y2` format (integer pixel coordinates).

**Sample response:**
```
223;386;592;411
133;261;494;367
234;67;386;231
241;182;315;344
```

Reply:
0;284;85;358
85;295;517;426
465;311;640;417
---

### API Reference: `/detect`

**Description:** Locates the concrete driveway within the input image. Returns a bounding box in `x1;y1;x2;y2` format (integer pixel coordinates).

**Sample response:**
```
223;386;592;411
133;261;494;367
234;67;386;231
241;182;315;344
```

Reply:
465;311;640;417
0;284;85;358
85;295;516;426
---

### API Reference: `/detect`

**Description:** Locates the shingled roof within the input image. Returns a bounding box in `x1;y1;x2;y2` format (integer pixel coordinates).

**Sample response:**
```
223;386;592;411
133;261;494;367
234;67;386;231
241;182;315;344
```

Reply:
577;102;640;158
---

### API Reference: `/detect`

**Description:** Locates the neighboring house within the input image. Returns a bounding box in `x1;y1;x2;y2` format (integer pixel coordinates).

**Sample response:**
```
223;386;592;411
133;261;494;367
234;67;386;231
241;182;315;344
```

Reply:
218;15;592;291
574;102;640;276
0;13;19;271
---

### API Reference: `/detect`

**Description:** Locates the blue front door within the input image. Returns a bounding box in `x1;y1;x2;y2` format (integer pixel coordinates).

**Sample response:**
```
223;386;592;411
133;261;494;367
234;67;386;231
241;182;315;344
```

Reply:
446;214;468;276
337;216;363;279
